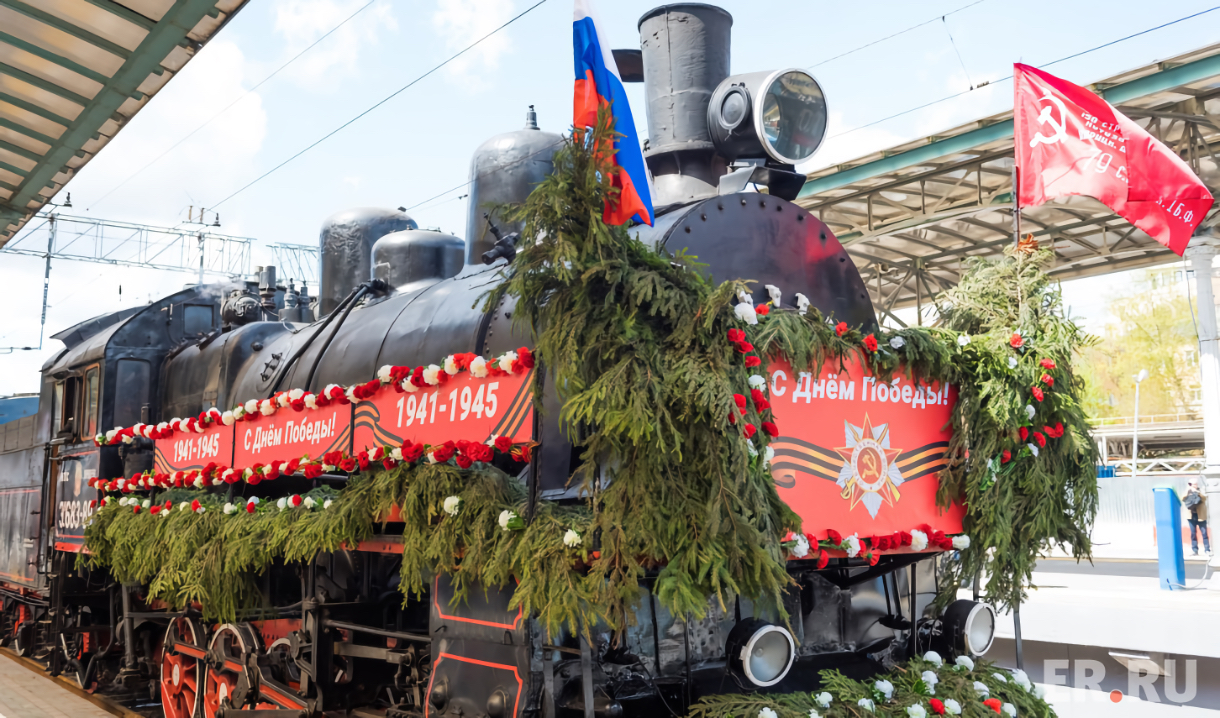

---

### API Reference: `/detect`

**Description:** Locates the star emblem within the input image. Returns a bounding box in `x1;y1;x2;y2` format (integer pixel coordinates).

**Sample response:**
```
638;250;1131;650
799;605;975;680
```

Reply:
834;415;905;518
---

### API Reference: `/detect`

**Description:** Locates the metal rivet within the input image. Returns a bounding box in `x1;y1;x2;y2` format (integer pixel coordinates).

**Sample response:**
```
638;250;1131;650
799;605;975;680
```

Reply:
759;200;766;208
684;226;691;233
776;204;782;211
797;214;804;221
820;231;826;241
741;199;747;206
840;257;847;263
701;214;707;221
717;204;724;210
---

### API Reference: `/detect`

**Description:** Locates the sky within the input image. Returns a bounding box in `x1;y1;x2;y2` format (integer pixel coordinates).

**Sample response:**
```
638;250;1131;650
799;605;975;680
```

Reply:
1;0;1218;395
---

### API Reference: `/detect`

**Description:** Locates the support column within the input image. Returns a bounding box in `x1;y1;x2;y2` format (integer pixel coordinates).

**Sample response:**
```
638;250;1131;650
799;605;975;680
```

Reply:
1185;237;1220;481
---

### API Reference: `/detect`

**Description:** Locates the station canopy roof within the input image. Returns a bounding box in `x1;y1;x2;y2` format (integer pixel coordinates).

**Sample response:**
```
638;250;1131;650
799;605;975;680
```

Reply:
796;44;1220;322
0;0;249;246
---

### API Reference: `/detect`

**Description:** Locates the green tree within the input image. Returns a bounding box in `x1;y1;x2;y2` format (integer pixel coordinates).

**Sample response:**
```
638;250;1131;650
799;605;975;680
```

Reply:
1080;268;1200;419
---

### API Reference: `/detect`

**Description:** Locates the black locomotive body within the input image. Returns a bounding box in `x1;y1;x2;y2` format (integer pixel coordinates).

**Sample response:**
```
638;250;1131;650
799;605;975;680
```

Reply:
0;4;997;717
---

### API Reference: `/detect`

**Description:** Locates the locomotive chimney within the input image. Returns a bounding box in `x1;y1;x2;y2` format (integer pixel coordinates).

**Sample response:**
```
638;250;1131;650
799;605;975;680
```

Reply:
319;208;417;316
637;4;733;207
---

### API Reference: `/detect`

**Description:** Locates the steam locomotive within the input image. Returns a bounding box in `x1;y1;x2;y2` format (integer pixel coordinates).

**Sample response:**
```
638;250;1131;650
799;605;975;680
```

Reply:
0;4;996;717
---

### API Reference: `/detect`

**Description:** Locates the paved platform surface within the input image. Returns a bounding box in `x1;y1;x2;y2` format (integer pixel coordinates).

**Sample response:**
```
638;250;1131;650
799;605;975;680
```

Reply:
0;652;119;718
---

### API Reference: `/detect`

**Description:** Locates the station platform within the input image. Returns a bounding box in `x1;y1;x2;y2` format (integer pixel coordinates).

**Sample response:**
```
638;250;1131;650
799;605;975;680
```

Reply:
0;650;129;718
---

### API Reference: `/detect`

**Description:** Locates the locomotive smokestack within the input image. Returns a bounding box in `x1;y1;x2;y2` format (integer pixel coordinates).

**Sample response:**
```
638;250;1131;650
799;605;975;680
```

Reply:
637;4;733;206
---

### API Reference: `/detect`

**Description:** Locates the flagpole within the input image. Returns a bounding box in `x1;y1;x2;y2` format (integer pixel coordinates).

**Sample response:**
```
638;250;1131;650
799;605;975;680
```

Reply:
1011;164;1021;248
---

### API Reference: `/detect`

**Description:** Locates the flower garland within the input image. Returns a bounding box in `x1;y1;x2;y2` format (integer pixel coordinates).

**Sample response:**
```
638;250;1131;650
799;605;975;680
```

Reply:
87;437;535;493
783;527;970;567
93;347;535;446
689;652;1056;718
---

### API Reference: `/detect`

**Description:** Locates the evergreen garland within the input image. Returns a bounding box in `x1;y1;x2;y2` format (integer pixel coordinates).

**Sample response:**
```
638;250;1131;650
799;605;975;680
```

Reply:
689;655;1056;717
934;247;1099;611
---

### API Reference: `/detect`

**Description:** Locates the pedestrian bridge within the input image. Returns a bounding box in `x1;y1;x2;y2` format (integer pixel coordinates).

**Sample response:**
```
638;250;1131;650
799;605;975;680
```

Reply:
1090;413;1205;461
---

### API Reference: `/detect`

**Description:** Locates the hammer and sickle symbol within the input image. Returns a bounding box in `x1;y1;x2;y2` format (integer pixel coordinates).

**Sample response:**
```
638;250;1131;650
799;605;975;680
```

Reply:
860;451;879;480
1029;93;1070;149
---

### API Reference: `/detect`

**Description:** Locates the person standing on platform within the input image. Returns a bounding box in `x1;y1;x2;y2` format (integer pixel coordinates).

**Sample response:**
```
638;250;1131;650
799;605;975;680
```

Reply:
1185;476;1210;556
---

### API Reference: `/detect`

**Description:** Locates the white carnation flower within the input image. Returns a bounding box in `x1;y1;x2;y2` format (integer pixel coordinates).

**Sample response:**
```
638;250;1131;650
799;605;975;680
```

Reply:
734;302;758;325
444;356;460;375
1001;704;1016;717
423;365;442;385
765;284;782;306
276;392;291;407
972;681;989;697
245;399;258;414
178;502;189;511
844;534;861;558
249;496;260;505
922;670;939;693
910;529;928;551
943;699;962;715
907;706;927;718
377;365;393;383
764;446;774;466
289;388;305;401
142;499;151;509
737;289;753;304
323;499;333;509
470;356;489;378
991;672;1007;683
874;679;894;700
955;655;975;671
1028;442;1039;457
957;334;971;346
746;440;758;457
795;293;810;315
563;529;582;547
923;650;943;668
304;496;316;509
277;497;288;510
814;692;832;709
1008;356;1018;369
498;351;518;373
789;533;810;559
221;411;235;426
747;374;767;389
443;496;462;516
757;709;777;718
953;535;971;550
857;698;874;713
1025;404;1036;420
808;710;820;718
498;509;516;530
890;335;906;350
259;399;275;416
1034;685;1046;699
304;393;319;408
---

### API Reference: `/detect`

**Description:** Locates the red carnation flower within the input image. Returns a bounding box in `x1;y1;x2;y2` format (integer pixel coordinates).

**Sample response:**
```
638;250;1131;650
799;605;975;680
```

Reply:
1041;373;1054;387
867;551;880;566
736;341;755;354
303;464;323;480
291;399;306;411
834;321;848;337
1054;421;1064;436
133;505;142;515
1018;427;1029;441
1009;332;1024;348
432;442;457;464
402;442;425;463
727;328;745;343
513;444;532;463
1040;358;1056;370
290;494;302;507
929;698;945;715
246;502;256;514
324;451;344;466
750;388;769;411
1032;386;1044;402
862;334;879;352
191;499;202;512
827;529;843;545
1001;449;1011;463
898;531;912;546
150;505;161;515
339;458;357;472
983;698;1002;714
382;458;397;471
494;436;514;453
357;451;370;470
816;549;830;569
456;455;473;469
518;347;535;369
743;424;757;439
761;421;779;437
89;499;97;509
1034;431;1046;447
755;304;770;316
164;500;173;510
744;356;761;368
734;394;747;409
728;412;737;425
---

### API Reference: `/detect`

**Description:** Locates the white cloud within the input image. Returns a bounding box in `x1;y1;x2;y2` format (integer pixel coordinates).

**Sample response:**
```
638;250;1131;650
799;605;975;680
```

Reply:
273;0;397;89
432;0;516;83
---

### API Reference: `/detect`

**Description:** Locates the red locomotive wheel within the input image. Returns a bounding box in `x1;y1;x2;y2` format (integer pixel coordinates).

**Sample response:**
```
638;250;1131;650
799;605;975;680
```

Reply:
201;624;278;716
160;618;203;718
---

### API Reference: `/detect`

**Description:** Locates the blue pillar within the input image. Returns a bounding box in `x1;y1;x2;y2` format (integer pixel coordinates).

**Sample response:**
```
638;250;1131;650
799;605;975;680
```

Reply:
1154;487;1186;590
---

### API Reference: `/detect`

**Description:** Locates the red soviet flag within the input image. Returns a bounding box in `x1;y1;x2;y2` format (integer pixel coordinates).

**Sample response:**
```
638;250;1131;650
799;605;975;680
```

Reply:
1014;63;1212;255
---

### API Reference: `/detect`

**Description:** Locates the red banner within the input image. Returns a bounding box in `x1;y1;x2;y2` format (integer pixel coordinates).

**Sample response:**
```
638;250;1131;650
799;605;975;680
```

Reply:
1014;63;1212;255
233;403;351;467
353;370;534;451
155;424;234;473
766;358;964;539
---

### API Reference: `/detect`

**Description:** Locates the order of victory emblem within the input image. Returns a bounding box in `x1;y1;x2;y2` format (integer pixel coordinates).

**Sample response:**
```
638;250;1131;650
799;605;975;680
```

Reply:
834;415;905;518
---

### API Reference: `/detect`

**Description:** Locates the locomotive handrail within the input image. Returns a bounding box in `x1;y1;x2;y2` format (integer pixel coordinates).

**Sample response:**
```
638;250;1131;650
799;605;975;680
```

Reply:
321;618;431;644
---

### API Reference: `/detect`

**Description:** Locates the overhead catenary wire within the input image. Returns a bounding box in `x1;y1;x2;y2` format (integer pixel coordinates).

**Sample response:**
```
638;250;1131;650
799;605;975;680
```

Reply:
87;0;379;211
828;5;1220;141
210;0;550;211
807;0;990;69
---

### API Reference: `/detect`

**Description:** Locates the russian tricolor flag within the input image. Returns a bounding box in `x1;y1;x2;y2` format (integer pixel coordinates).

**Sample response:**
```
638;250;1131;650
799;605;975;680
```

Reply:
573;0;653;226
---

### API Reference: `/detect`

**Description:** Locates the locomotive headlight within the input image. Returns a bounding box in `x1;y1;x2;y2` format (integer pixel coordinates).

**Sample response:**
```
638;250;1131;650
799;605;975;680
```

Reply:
725;618;796;687
708;69;827;166
942;600;997;657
